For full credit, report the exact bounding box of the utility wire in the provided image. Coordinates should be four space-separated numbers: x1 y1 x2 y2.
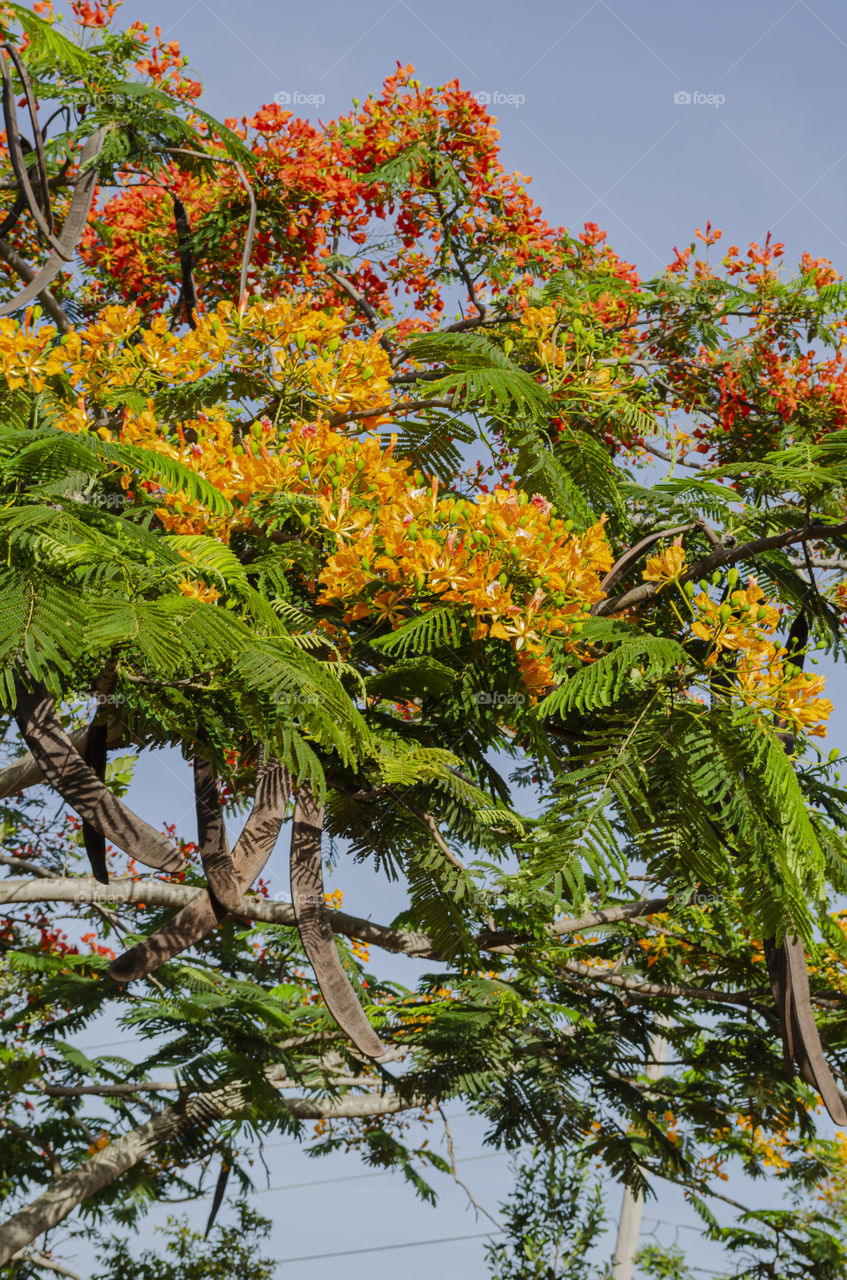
276 1228 503 1265
255 1149 507 1194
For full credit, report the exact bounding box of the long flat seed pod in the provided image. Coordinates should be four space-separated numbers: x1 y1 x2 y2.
4 47 52 232
82 714 109 885
203 1158 231 1238
763 938 795 1078
0 125 106 318
290 786 384 1059
109 757 291 983
1 45 60 250
759 606 847 1124
15 678 182 874
194 753 241 914
173 197 198 329
784 935 847 1125
0 187 25 238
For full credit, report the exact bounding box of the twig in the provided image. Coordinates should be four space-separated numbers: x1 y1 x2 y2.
325 268 397 365
640 439 707 469
233 160 257 301
0 852 56 878
0 878 677 962
164 147 238 166
0 236 70 333
600 522 701 595
328 397 456 427
10 1250 82 1280
788 556 847 572
595 519 847 617
561 959 764 1009
437 1105 501 1228
385 789 464 870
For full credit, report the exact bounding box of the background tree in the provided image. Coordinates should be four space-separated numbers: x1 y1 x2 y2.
91 1199 276 1280
484 1146 609 1280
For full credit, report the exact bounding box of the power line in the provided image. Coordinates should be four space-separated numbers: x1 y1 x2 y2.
255 1149 507 1194
643 1216 714 1235
276 1228 503 1265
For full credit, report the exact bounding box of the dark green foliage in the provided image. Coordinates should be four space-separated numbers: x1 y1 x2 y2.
484 1146 609 1280
90 1200 276 1280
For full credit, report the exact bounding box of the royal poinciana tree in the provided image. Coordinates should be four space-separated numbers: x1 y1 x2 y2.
1 4 847 1277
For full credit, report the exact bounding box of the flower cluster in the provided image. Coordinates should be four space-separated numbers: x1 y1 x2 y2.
690 578 832 736
48 298 393 414
0 303 612 693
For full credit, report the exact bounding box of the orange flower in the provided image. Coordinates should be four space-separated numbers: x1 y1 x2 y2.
643 541 686 584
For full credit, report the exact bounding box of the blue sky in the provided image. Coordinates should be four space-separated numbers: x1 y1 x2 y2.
51 0 847 1275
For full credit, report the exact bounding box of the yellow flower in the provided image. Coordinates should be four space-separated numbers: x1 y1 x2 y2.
643 542 686 584
177 580 221 603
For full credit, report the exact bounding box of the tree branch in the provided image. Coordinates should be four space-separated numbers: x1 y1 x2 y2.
9 1250 82 1280
325 268 397 365
328 397 456 428
640 439 707 470
600 524 702 595
0 720 125 801
595 519 847 616
0 236 70 333
0 1076 423 1266
14 680 182 874
561 959 765 1008
0 879 672 963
